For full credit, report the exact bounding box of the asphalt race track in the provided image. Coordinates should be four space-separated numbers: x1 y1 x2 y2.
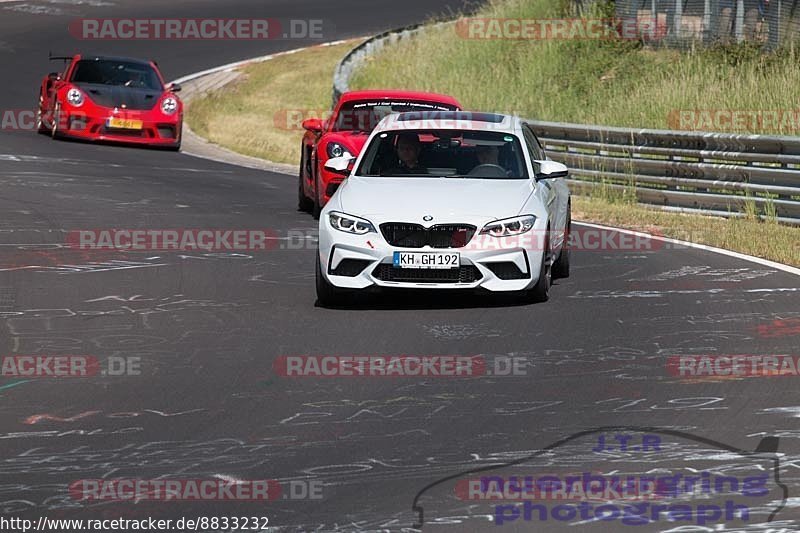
0 1 799 532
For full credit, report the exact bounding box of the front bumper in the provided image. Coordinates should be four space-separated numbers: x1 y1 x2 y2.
317 166 345 206
318 225 546 292
56 107 181 147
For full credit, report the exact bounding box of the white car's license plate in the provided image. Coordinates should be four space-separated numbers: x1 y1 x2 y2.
393 251 460 269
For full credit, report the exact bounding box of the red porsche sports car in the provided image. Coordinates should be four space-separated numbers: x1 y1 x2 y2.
37 54 183 150
298 90 462 217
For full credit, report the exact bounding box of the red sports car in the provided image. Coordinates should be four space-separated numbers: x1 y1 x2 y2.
298 90 461 217
37 54 183 150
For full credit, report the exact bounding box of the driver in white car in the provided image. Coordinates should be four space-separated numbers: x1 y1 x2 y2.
473 143 512 177
387 133 428 175
476 144 500 165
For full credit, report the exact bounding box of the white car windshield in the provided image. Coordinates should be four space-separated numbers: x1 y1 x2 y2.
356 129 529 179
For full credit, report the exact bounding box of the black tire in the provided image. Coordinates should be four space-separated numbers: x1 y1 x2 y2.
51 103 61 139
315 254 351 307
298 148 314 212
312 175 322 220
36 95 48 134
168 126 182 151
552 205 571 279
298 178 313 212
524 233 551 303
311 155 325 219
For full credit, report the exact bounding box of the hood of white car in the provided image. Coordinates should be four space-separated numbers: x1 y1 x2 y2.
337 176 534 222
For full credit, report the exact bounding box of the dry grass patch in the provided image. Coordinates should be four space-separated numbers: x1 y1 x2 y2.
574 196 800 266
187 40 361 165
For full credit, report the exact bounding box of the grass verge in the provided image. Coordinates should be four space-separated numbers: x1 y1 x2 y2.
351 0 800 135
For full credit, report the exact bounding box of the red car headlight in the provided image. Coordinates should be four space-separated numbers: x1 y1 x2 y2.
161 97 179 115
326 142 352 159
66 88 85 107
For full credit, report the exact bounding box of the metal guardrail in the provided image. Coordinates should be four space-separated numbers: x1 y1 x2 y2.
530 120 800 225
333 23 800 225
332 22 447 106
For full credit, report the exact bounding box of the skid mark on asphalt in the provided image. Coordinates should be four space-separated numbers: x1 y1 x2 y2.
570 287 799 299
0 249 258 273
0 380 29 392
23 408 206 425
629 265 777 283
761 407 800 419
0 259 167 273
421 324 503 339
758 318 800 337
2 1 113 16
633 311 800 327
0 154 235 175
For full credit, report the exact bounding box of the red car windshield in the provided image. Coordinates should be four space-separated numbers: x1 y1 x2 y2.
331 100 459 133
70 60 163 91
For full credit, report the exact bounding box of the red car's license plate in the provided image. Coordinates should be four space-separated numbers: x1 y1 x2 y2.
107 118 143 130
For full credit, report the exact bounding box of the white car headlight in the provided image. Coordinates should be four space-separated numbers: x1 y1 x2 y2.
66 88 84 107
161 97 178 115
329 212 376 235
480 215 536 237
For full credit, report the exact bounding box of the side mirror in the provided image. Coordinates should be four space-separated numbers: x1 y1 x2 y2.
534 160 568 181
302 118 324 133
324 155 356 176
169 82 182 93
47 72 60 81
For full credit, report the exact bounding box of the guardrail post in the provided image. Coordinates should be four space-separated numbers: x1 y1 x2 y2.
735 0 745 41
708 0 720 42
767 0 783 50
674 0 683 37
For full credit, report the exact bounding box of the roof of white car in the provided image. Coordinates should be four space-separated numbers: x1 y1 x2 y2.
374 111 519 134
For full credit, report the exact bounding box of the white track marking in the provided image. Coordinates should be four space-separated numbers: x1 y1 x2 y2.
170 38 354 86
574 221 800 277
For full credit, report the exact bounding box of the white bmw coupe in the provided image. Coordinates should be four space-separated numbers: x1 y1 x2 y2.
315 111 571 306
